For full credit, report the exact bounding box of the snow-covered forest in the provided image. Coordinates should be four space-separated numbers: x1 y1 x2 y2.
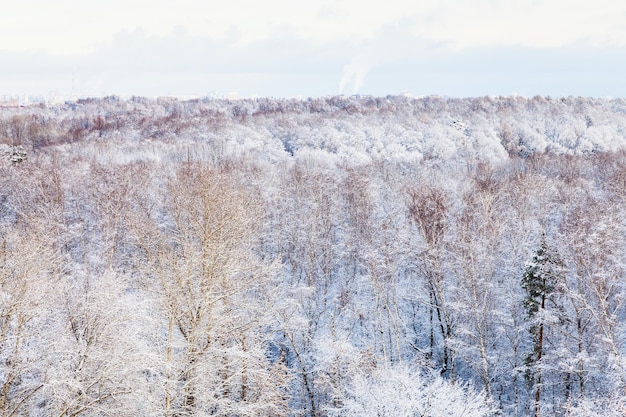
2 95 626 416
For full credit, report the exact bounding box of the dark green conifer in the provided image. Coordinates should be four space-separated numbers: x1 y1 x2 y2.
521 236 564 417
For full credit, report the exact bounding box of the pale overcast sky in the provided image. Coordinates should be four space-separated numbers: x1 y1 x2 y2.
1 0 625 98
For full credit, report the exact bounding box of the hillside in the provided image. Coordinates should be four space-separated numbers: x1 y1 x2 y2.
2 95 626 416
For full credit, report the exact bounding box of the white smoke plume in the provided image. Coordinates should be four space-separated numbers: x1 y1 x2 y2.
339 60 371 94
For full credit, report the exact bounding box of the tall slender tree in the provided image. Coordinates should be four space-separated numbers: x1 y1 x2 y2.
521 236 564 417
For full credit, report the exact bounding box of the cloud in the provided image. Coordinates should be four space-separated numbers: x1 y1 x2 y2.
2 22 626 98
4 0 625 57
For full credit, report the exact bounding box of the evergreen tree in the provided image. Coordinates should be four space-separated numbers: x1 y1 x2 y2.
521 237 564 417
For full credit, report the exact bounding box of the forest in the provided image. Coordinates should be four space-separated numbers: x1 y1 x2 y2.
2 94 626 416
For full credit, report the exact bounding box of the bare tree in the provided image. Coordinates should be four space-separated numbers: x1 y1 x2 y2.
132 163 288 417
0 209 58 416
407 184 456 380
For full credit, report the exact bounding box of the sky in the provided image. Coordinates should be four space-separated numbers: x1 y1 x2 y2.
1 0 626 99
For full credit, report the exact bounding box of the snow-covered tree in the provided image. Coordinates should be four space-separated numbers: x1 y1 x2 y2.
521 237 565 417
333 364 494 417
